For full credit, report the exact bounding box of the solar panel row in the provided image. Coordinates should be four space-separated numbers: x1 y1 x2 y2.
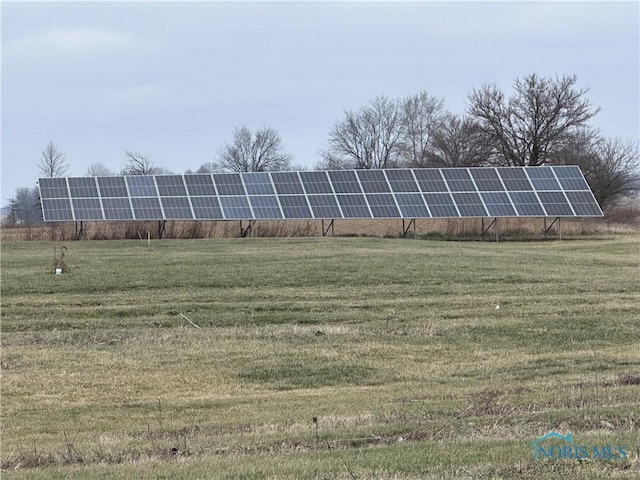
38 166 603 221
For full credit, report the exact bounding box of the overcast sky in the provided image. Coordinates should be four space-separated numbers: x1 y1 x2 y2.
2 1 639 202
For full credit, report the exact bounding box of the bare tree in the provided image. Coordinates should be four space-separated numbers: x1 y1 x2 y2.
468 73 600 166
196 161 222 173
425 113 491 167
85 162 115 176
120 150 170 175
322 96 404 169
38 141 69 177
400 91 444 166
216 126 292 173
7 186 41 225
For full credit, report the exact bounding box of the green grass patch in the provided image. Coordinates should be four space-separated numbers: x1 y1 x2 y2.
1 236 639 478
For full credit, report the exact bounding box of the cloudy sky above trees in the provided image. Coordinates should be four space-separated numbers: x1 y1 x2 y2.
2 1 638 200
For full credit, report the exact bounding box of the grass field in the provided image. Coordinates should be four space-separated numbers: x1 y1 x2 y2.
1 235 639 479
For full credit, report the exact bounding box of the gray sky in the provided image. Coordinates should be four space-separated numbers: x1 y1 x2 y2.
2 1 639 202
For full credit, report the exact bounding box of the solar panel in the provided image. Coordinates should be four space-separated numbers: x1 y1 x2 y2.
300 171 334 194
39 166 603 222
414 169 448 192
242 172 276 195
537 191 574 216
328 170 362 193
526 167 561 190
126 176 158 197
385 169 420 193
72 198 103 220
470 168 504 191
508 191 545 216
68 177 99 198
98 176 128 197
131 197 163 219
395 193 430 218
184 174 217 196
441 168 477 192
219 196 252 219
41 198 74 221
39 178 69 199
307 194 343 218
248 195 282 219
102 198 134 220
160 197 193 219
213 173 245 195
451 192 488 217
191 196 224 219
552 166 591 190
279 195 312 218
156 175 188 197
480 192 516 217
271 172 304 195
565 191 603 216
366 194 400 217
497 168 533 191
357 170 391 193
423 193 459 217
337 194 371 218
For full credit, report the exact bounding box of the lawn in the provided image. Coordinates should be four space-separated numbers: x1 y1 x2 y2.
1 235 639 479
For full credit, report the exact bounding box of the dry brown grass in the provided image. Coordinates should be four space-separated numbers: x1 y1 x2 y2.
2 208 639 243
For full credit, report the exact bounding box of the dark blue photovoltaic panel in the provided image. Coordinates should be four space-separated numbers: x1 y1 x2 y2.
537 191 574 216
279 195 312 218
219 196 252 219
395 193 430 217
131 197 163 219
442 169 477 192
41 198 74 221
156 175 188 196
357 170 391 193
242 172 276 195
271 172 304 194
160 197 193 219
126 176 158 197
414 169 448 192
497 168 534 191
102 198 134 220
39 166 603 222
184 174 217 196
39 178 69 199
307 195 342 218
470 169 504 191
451 193 487 216
480 192 516 217
191 196 224 219
423 193 459 217
72 198 103 220
552 166 591 190
300 171 334 194
386 169 420 192
337 194 371 217
526 167 561 190
328 170 362 193
68 177 99 198
508 191 545 216
565 191 603 216
248 196 283 219
98 176 129 197
366 194 400 217
213 173 245 195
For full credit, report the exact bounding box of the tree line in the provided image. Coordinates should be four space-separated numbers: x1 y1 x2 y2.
5 73 639 225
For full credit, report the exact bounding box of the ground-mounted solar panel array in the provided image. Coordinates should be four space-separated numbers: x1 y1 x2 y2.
38 166 603 222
